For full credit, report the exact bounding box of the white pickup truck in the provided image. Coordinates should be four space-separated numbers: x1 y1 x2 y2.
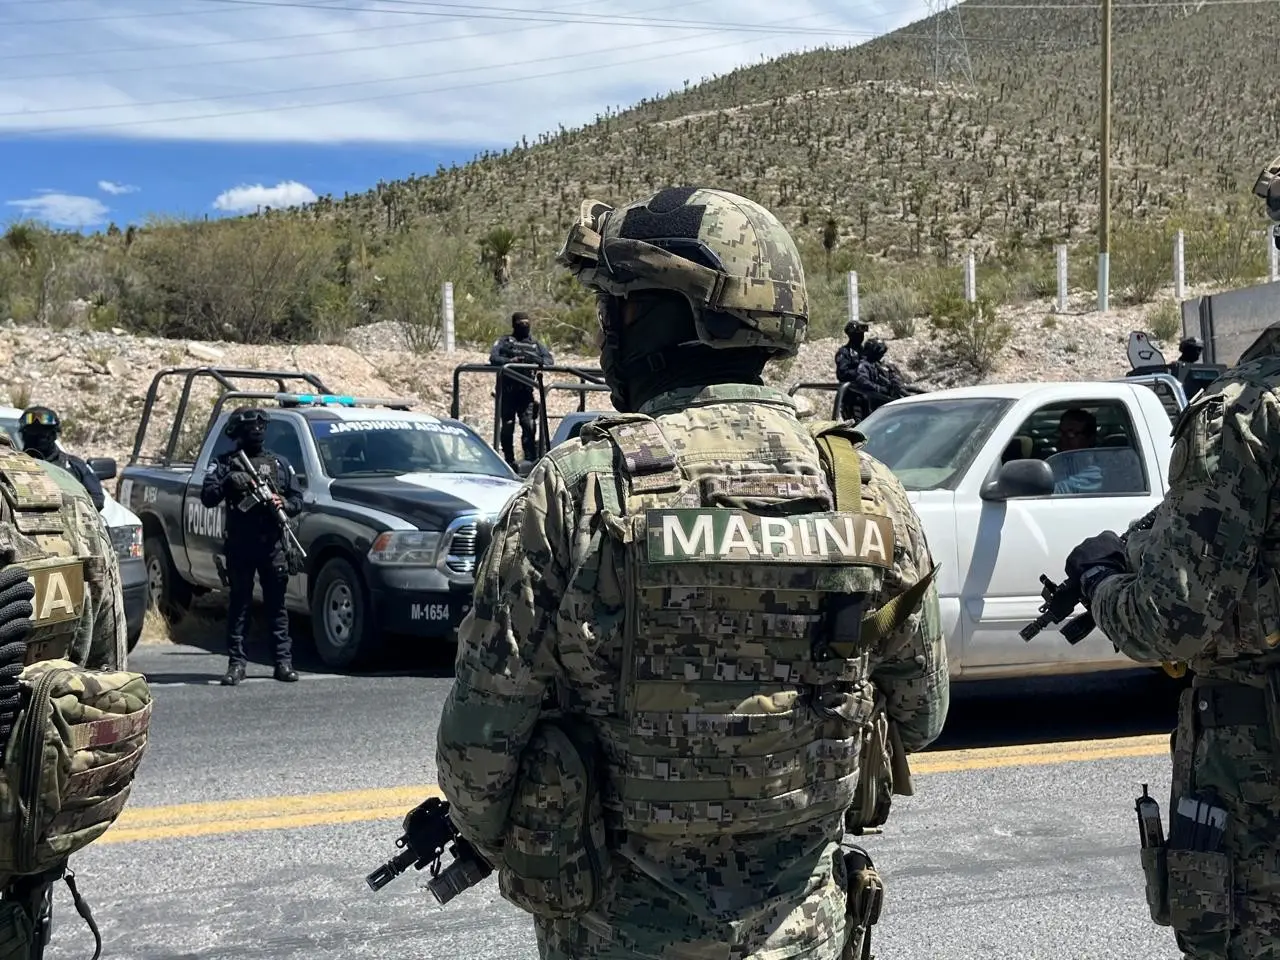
852 377 1186 681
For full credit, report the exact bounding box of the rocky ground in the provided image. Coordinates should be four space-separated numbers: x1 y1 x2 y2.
0 284 1206 474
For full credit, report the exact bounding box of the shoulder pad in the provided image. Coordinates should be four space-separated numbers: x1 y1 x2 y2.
0 450 64 511
577 411 654 442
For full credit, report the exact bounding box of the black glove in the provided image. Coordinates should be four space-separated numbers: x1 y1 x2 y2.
1065 531 1127 606
224 471 254 495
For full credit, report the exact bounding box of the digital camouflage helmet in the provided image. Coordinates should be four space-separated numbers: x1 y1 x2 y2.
556 186 809 410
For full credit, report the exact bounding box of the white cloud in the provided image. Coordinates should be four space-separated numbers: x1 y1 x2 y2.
5 192 109 228
97 180 138 195
0 0 934 144
213 180 318 213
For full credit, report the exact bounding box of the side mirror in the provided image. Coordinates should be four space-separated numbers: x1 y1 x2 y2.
87 457 117 481
980 458 1055 501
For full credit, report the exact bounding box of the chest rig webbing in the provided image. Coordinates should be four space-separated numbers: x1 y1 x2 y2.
580 413 933 840
0 451 91 665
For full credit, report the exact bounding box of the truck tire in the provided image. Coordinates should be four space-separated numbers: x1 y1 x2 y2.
144 534 191 623
310 556 380 669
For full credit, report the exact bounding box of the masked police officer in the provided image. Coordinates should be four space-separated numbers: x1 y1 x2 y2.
18 406 105 512
200 408 303 685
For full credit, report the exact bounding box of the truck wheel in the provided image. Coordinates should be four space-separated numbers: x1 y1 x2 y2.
310 557 379 669
144 534 191 623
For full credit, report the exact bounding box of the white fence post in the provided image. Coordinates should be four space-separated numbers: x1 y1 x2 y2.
1174 229 1185 300
964 252 976 303
442 281 456 353
846 271 859 325
1098 252 1110 313
1056 244 1068 313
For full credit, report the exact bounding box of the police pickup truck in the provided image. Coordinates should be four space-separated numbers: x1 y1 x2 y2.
116 367 523 669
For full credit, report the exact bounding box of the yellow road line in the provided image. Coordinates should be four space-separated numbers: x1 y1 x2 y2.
100 734 1170 845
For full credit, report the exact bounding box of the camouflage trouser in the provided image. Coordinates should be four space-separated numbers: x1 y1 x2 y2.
1165 685 1280 959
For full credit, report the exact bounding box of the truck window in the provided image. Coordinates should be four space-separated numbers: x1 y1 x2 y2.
263 419 307 479
308 419 511 479
856 398 1014 491
1008 400 1149 496
205 428 238 465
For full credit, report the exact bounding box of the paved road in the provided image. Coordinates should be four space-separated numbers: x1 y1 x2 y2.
44 642 1189 960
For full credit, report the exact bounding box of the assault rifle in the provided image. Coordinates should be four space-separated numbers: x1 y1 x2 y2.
1020 505 1160 645
365 796 492 905
233 450 306 574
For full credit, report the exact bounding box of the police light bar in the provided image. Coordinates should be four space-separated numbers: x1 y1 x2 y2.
273 392 417 409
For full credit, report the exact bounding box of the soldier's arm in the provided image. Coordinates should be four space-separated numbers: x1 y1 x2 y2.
276 458 304 517
72 497 126 671
435 457 572 862
200 457 228 507
863 459 950 753
71 458 106 511
835 347 856 382
1091 382 1280 663
488 337 510 365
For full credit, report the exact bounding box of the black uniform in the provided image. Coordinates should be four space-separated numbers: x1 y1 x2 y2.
488 313 554 467
200 410 304 685
17 406 105 511
834 320 868 420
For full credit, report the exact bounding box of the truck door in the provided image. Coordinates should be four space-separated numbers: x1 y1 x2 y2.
261 416 313 608
181 429 238 589
953 396 1165 672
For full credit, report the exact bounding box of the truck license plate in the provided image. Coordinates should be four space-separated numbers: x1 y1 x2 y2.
409 602 451 622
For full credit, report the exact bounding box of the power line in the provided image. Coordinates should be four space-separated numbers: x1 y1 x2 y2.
0 5 880 121
4 23 972 136
0 0 732 81
0 0 353 27
0 0 612 63
171 0 927 38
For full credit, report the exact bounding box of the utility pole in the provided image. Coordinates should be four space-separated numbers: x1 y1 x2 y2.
1098 0 1112 312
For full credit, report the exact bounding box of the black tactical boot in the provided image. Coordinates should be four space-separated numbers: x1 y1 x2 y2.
274 662 299 683
221 661 246 686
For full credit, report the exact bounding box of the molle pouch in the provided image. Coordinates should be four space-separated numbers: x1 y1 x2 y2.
1166 790 1233 947
1139 846 1171 926
840 845 884 960
1166 847 1233 947
498 719 612 920
845 691 892 834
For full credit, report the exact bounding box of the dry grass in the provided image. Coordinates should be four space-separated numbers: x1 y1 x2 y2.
139 601 229 648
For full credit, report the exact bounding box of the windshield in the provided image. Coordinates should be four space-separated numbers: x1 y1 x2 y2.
309 419 512 480
856 397 1014 490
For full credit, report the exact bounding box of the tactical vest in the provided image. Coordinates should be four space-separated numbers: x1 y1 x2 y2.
0 450 93 665
581 414 927 840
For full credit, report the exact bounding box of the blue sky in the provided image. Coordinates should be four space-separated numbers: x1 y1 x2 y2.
0 0 932 232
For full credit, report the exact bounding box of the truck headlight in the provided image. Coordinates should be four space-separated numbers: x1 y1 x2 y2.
368 531 441 565
110 524 143 561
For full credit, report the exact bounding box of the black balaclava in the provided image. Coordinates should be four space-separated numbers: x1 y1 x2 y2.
20 425 58 461
238 419 267 456
598 290 770 413
844 320 867 349
512 312 532 342
862 339 888 363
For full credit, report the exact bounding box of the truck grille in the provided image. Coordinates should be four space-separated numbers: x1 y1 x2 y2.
444 520 493 577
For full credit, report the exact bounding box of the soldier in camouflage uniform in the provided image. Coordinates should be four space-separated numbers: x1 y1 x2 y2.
1057 158 1280 960
436 186 949 960
0 432 126 672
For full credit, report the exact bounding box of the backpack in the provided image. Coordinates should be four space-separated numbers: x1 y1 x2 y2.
0 449 154 958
